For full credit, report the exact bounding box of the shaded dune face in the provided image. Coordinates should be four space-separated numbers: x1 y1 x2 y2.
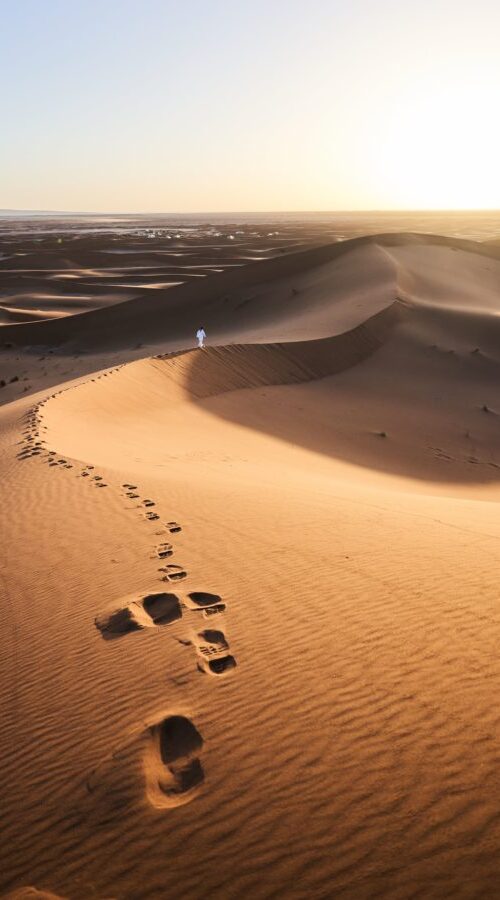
154 302 401 400
180 261 500 485
188 331 500 485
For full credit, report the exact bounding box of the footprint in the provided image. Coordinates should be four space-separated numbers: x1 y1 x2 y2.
195 629 236 676
166 522 182 533
95 592 182 639
146 512 160 521
145 715 204 808
142 593 182 624
203 654 236 674
184 592 226 617
143 500 155 507
127 492 139 499
157 543 173 559
160 564 187 582
201 604 226 618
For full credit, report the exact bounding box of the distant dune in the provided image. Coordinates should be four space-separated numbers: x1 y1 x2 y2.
3 229 500 898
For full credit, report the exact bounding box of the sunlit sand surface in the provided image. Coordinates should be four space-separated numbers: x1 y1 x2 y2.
3 214 500 898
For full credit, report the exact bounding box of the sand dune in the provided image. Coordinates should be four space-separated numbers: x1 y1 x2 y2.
4 230 500 898
0 218 334 327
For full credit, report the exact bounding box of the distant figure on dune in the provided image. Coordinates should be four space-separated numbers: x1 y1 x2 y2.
196 327 206 348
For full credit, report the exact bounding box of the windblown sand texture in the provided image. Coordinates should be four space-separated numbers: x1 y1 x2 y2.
3 224 500 898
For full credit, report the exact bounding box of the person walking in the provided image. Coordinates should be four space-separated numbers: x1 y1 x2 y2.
196 327 206 348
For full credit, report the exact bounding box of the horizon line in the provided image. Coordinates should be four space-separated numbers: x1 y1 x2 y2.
1 207 500 217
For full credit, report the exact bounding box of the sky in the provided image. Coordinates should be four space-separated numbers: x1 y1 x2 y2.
1 0 500 213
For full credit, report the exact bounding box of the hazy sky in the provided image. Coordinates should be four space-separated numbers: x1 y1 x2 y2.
2 0 500 212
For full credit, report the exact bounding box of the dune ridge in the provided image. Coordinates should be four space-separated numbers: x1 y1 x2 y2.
150 302 402 400
2 231 500 350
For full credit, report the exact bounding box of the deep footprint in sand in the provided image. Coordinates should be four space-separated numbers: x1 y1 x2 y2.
160 564 187 582
146 512 160 521
184 592 227 617
95 592 182 639
166 522 182 533
145 715 204 808
195 629 236 676
157 542 173 559
203 653 237 674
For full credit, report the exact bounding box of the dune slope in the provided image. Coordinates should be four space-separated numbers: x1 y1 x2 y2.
3 234 500 899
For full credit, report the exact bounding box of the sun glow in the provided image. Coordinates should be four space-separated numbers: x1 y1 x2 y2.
367 90 499 209
349 28 500 211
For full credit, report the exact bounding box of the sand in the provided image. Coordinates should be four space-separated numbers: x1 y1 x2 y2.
3 226 500 898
